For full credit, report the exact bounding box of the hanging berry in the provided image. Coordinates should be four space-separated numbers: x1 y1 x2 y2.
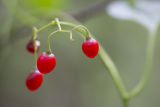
82 38 99 58
25 19 100 92
26 39 40 54
37 52 56 74
25 70 43 92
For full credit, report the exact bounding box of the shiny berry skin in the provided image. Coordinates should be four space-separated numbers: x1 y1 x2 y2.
26 70 43 92
37 52 56 74
26 40 40 54
82 38 99 58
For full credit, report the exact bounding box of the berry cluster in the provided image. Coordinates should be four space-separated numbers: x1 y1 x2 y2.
26 39 57 92
25 20 99 92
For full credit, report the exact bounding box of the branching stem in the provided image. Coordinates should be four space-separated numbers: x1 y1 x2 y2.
31 18 158 107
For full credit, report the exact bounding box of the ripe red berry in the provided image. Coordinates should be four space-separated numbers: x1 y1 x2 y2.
26 40 40 54
82 38 99 58
26 70 43 92
37 52 56 74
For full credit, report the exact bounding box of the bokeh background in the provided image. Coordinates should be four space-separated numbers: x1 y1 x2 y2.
0 0 160 107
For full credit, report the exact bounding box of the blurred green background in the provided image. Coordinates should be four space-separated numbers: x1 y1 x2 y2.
0 0 160 107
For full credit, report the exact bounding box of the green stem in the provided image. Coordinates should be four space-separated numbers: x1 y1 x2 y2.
123 99 129 107
60 21 88 37
33 19 158 107
35 21 90 39
37 21 56 32
47 29 74 52
34 44 38 68
34 19 128 106
71 25 90 38
128 29 157 99
55 18 62 30
47 30 60 52
60 22 129 103
32 27 38 68
98 44 128 99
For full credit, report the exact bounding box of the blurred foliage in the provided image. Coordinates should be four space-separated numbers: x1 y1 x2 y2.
0 0 160 107
0 0 68 49
19 0 65 14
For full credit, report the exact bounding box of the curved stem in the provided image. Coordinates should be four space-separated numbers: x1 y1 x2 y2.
61 21 129 104
33 19 158 107
128 29 157 99
71 25 90 38
60 21 88 37
35 20 88 38
33 19 129 106
37 21 56 32
98 44 128 99
47 30 60 52
59 20 158 106
47 29 74 52
61 22 129 101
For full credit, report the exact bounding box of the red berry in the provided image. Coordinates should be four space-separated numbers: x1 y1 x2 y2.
26 40 40 54
82 38 99 58
37 52 56 74
26 70 43 92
